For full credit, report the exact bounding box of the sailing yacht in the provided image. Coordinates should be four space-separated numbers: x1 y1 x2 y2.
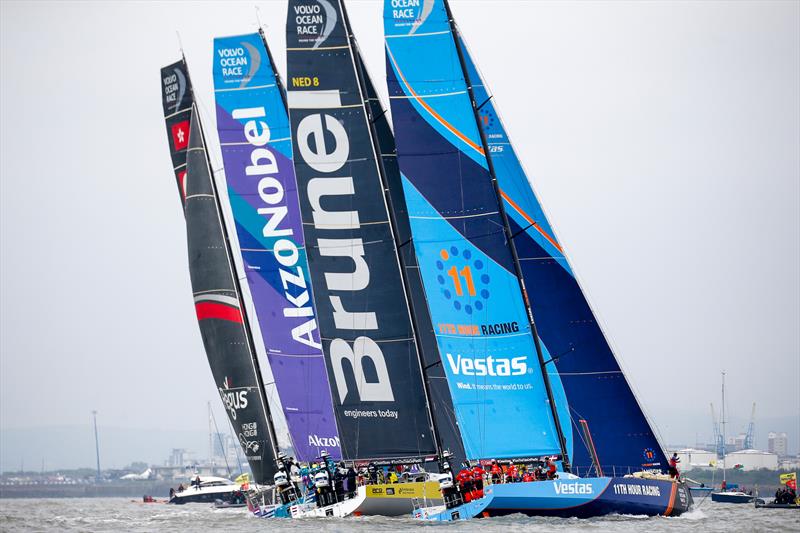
384 0 692 519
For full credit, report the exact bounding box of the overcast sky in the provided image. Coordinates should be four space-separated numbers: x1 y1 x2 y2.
1 1 798 468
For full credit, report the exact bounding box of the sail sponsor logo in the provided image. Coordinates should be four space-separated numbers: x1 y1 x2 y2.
218 47 248 76
390 0 421 19
612 483 661 497
293 1 336 48
554 482 594 495
446 353 528 377
231 105 321 351
294 97 394 404
308 434 341 448
162 67 186 112
220 389 249 420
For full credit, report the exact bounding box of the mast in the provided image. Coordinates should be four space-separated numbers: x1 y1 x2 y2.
182 55 281 464
721 371 727 483
441 0 570 471
338 1 443 459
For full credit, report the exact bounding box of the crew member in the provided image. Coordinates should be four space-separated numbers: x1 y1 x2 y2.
367 462 378 485
490 460 502 484
471 462 485 499
668 453 681 481
546 458 558 480
457 462 474 503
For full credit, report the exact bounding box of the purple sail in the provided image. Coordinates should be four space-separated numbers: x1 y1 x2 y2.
212 32 340 461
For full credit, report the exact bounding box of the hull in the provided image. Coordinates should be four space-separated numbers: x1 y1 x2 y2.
290 481 443 518
755 502 798 509
413 489 494 522
711 491 755 504
486 477 692 518
169 488 241 505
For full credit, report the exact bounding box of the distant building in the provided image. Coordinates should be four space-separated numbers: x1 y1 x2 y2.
724 449 778 471
768 432 788 457
674 448 716 470
167 448 186 468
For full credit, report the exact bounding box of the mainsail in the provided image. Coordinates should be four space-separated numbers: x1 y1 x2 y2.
386 0 668 473
384 1 566 462
286 0 437 462
212 31 340 462
160 59 278 483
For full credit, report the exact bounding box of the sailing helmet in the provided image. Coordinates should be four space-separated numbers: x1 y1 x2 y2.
320 450 329 458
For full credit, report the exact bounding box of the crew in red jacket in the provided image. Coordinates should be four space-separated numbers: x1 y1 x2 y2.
471 463 485 499
546 458 558 480
490 461 502 484
456 463 474 503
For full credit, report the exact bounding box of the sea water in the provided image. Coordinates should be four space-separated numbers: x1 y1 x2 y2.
0 497 797 532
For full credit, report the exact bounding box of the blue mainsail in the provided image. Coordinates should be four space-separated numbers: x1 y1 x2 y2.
384 1 564 461
459 33 668 472
212 32 340 462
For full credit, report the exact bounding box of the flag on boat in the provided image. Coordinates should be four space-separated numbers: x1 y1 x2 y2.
780 472 796 483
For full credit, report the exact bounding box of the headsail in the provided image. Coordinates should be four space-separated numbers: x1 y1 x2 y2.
458 34 668 472
160 60 278 483
212 32 341 462
384 2 565 461
286 0 437 462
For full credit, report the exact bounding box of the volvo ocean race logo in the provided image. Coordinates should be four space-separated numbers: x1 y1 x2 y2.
292 0 337 49
388 0 434 35
446 353 528 377
162 67 186 113
216 41 261 87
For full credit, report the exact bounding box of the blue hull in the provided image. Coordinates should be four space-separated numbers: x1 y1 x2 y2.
711 492 754 504
485 477 692 518
413 494 493 522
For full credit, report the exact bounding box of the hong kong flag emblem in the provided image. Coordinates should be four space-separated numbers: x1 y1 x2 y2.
171 120 190 151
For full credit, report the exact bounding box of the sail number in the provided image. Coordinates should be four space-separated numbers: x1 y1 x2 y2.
292 76 320 87
447 265 476 297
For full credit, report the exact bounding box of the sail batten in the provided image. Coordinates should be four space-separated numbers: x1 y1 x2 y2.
212 32 341 462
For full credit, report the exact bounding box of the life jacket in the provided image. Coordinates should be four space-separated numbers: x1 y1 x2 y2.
490 464 502 476
523 472 533 482
472 466 485 481
456 469 473 487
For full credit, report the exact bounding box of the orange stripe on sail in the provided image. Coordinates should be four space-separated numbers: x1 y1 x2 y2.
386 44 484 156
499 189 563 253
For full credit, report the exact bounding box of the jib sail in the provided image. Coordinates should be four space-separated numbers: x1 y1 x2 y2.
161 59 278 483
384 0 566 462
286 0 437 462
212 32 340 462
457 33 668 472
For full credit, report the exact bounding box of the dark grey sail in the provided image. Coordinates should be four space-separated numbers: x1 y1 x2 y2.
285 0 437 463
160 60 278 483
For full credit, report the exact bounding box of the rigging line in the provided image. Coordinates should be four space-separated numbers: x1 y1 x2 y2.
540 345 576 367
424 360 442 371
509 221 536 241
369 108 388 124
476 95 494 112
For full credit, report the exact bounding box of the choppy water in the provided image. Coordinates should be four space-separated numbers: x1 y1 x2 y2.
1 497 797 532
